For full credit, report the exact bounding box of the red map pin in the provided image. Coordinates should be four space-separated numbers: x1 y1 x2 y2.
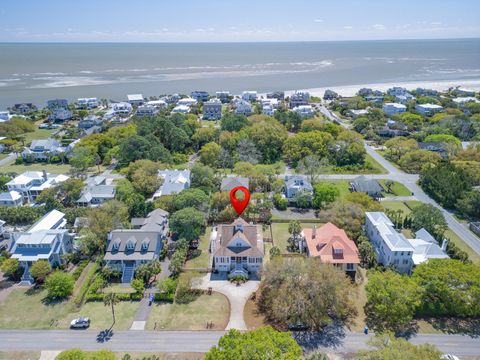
229 186 250 217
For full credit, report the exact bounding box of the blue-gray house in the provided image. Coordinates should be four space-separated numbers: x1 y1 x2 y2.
284 175 313 201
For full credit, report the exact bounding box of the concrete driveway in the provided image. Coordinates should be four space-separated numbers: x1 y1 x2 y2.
193 274 259 330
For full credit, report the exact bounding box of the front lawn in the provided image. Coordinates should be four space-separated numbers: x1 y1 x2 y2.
379 180 412 197
314 180 351 199
146 292 229 331
380 200 413 215
268 222 323 254
0 162 71 174
184 227 212 270
0 287 138 330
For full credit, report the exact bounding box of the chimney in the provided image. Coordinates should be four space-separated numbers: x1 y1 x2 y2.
441 238 448 252
312 224 316 239
42 170 48 181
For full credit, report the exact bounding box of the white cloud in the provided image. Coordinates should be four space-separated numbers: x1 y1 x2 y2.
430 21 442 26
372 24 385 30
314 19 324 23
343 26 353 30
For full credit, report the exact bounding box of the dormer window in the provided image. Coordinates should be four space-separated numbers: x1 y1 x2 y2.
334 248 343 255
113 239 120 250
234 224 243 234
126 239 135 250
142 239 150 251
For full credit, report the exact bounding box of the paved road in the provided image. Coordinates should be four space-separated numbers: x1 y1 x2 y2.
0 330 478 356
0 153 17 167
320 104 480 255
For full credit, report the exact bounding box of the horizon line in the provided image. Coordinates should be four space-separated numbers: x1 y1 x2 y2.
0 36 479 44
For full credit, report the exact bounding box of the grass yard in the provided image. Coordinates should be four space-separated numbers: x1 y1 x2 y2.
184 227 212 270
380 200 412 214
315 180 351 199
0 352 40 360
444 228 480 263
243 298 267 330
0 162 71 174
379 180 413 197
364 153 388 174
114 353 205 360
268 222 323 254
24 128 56 144
0 287 138 330
146 292 229 331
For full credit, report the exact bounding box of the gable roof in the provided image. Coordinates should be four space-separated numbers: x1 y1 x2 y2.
104 230 160 261
303 222 360 264
351 176 383 194
366 212 415 252
220 177 249 191
214 218 264 258
285 175 313 192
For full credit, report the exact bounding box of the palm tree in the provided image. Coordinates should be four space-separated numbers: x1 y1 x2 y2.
103 292 119 329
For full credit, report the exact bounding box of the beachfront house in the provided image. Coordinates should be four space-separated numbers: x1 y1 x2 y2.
127 94 144 106
11 103 36 114
292 105 314 118
349 175 384 198
77 176 116 207
112 102 133 115
216 91 231 103
0 190 23 207
302 223 360 275
382 102 407 116
5 170 69 204
267 91 285 100
234 100 253 116
191 91 209 102
153 169 191 199
452 87 476 97
78 115 103 129
104 209 168 283
77 98 98 109
365 212 414 274
146 100 167 109
415 103 443 115
171 105 190 114
203 98 222 120
289 90 310 108
177 97 198 106
212 218 264 278
136 105 158 117
241 91 257 101
49 108 73 122
10 209 72 284
47 99 69 110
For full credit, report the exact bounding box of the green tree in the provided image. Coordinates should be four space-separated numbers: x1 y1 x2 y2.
357 235 377 268
68 146 100 174
29 260 52 283
358 334 442 360
283 131 334 167
206 327 302 360
424 133 461 145
45 271 75 299
172 188 209 212
126 160 162 197
55 349 87 360
365 270 423 332
412 259 480 317
134 261 161 285
398 150 442 173
221 113 249 132
384 137 419 161
104 292 120 328
191 163 218 194
259 258 357 330
200 141 221 168
157 277 177 296
131 278 145 294
292 190 311 208
1 258 20 279
269 246 281 258
170 207 205 241
312 182 339 209
241 119 288 163
298 155 329 183
457 190 480 220
411 203 447 240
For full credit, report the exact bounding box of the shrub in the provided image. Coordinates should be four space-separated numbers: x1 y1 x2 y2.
175 277 203 304
29 260 52 283
1 258 20 279
45 271 74 299
155 278 177 302
72 260 89 280
131 278 145 294
74 262 99 306
273 193 288 210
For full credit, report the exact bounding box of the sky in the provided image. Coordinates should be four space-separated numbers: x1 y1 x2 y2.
1 0 480 42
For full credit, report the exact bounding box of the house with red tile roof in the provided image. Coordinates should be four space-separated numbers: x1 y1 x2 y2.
302 222 360 274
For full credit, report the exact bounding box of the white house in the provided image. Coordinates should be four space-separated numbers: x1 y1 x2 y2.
365 212 414 274
127 94 144 106
408 228 449 266
262 105 275 116
382 102 407 116
452 97 480 106
48 108 73 122
10 209 72 284
177 97 198 106
146 100 167 109
112 102 133 115
77 97 98 109
292 105 314 118
136 105 157 117
21 138 66 161
171 105 190 114
6 171 69 203
415 103 443 115
153 169 191 198
234 100 253 116
453 87 476 97
212 218 264 278
241 91 257 101
0 111 11 121
0 190 23 207
395 93 416 104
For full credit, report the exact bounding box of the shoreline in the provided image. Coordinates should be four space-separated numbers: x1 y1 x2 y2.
282 78 480 98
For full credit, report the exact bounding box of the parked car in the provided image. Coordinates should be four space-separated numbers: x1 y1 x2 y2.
70 317 90 329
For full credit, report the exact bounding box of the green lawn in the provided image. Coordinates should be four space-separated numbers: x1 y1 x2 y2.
380 200 413 214
184 227 212 270
0 352 40 360
0 287 138 330
444 228 480 263
268 222 323 254
146 292 229 330
0 162 71 174
314 180 351 199
379 180 413 197
24 128 55 144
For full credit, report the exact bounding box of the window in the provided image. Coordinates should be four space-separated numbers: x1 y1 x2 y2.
346 263 354 270
126 240 135 250
334 248 343 255
113 240 120 250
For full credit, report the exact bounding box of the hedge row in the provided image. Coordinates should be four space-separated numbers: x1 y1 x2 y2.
74 262 100 307
85 292 142 302
72 260 89 281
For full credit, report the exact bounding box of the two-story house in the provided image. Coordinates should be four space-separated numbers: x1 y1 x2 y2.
104 209 168 283
203 98 222 120
10 209 72 284
212 218 264 278
302 223 360 275
284 175 313 203
153 170 191 199
5 170 69 203
22 138 66 161
77 176 116 207
365 212 414 274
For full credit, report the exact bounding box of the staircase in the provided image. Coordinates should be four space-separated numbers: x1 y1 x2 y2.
122 264 134 283
19 265 34 286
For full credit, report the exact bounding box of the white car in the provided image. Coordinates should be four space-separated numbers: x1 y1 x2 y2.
70 317 90 329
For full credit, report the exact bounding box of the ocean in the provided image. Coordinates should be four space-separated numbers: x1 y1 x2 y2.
0 39 479 108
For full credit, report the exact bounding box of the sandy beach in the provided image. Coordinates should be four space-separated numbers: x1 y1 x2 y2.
283 78 480 98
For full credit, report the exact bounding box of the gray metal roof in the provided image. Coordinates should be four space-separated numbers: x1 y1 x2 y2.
220 177 249 191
